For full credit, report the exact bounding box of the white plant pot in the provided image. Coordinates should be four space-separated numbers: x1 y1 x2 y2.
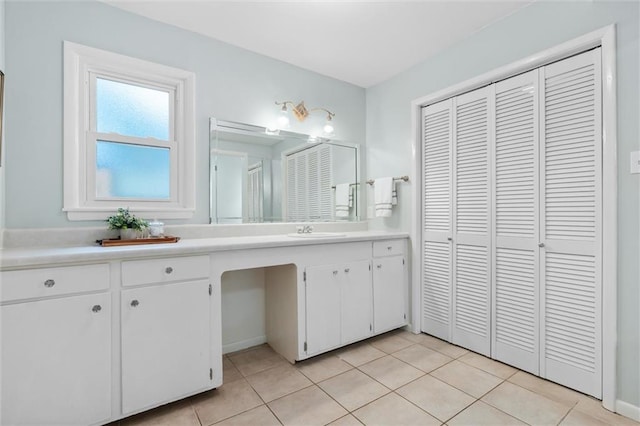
120 228 140 240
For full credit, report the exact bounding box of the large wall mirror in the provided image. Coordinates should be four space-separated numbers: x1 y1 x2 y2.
210 118 361 224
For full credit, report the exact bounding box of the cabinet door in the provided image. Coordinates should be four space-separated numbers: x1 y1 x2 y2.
1 293 111 426
341 260 373 344
121 280 211 414
373 256 406 333
305 264 341 356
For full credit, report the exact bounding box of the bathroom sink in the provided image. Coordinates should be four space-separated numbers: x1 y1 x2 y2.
287 232 346 238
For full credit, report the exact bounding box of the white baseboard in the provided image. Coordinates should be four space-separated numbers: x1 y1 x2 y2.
616 399 640 422
222 335 267 355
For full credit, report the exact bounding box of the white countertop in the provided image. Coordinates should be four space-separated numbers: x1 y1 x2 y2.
0 231 410 269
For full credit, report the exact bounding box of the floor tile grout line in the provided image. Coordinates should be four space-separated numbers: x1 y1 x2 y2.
263 401 285 426
424 372 493 402
389 388 461 424
354 353 427 389
190 401 205 426
313 380 361 418
473 379 574 426
326 413 363 426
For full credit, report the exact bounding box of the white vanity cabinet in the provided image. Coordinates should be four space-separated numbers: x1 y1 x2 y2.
0 265 112 426
305 260 372 356
372 240 408 333
0 232 409 424
120 255 212 415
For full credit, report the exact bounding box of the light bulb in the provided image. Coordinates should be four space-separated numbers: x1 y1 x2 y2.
277 107 290 129
323 118 334 135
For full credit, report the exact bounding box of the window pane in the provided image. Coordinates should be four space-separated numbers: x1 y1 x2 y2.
96 78 170 140
96 141 170 199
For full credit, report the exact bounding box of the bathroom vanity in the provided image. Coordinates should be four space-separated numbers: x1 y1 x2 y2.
0 231 409 425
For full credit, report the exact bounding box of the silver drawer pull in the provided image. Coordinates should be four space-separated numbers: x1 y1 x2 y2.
131 300 140 307
44 279 55 288
538 243 545 248
91 305 102 313
165 266 173 274
333 270 338 275
376 264 382 269
387 246 392 251
344 268 350 273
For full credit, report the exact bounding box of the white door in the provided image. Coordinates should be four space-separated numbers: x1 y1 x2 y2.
121 280 211 414
373 256 407 333
248 162 263 222
540 48 602 398
1 293 111 426
213 150 248 224
451 87 492 356
305 264 341 355
492 70 540 374
421 99 453 340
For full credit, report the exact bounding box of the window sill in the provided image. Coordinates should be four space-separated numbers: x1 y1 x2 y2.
64 207 195 221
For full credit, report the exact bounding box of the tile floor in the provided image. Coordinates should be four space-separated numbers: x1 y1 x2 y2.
116 330 638 426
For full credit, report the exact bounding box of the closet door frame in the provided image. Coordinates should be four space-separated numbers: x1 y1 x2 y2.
411 25 617 411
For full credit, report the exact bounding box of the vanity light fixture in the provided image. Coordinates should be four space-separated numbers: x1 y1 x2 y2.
275 100 336 134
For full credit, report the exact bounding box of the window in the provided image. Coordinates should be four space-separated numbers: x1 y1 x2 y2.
63 42 195 220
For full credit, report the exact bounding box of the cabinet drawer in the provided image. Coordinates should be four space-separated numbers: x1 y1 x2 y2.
0 264 110 303
372 240 405 257
122 255 210 287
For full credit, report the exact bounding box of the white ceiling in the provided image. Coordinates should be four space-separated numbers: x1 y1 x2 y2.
104 0 533 88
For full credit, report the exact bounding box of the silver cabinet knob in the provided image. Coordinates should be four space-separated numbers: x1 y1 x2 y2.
344 268 350 273
131 300 140 307
165 266 173 274
447 237 453 241
376 264 382 269
44 279 55 288
333 270 338 275
538 243 545 248
91 305 102 313
387 246 392 251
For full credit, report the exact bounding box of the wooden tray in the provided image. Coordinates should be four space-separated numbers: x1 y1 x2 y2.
97 236 180 247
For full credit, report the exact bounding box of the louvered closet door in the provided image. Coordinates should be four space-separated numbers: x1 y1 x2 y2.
421 99 453 340
540 49 602 398
318 145 334 221
307 149 321 220
492 70 540 374
287 154 307 221
451 87 492 356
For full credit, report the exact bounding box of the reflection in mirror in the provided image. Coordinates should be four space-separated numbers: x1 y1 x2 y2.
210 119 360 224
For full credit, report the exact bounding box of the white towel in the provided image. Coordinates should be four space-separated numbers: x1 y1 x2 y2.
374 177 394 217
335 183 351 218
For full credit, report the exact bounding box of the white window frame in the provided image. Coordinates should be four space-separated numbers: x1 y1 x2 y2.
63 41 196 220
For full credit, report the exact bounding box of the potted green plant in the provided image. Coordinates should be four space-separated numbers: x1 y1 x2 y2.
107 208 149 240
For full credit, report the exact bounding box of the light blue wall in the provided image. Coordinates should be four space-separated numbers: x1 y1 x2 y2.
4 1 365 228
366 0 639 408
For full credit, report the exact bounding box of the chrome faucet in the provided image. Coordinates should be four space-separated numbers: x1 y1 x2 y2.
297 225 314 234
